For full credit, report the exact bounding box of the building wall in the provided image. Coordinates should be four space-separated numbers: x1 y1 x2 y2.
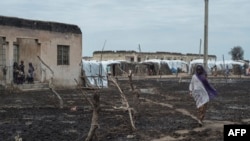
0 23 82 88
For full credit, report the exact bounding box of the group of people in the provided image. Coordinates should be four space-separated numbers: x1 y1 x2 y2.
13 60 35 84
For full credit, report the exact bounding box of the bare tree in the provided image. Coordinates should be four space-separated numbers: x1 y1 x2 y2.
109 76 137 131
108 66 141 131
37 56 63 109
74 79 100 141
229 46 244 60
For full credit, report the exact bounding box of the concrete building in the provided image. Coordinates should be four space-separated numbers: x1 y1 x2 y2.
0 15 82 89
91 50 217 63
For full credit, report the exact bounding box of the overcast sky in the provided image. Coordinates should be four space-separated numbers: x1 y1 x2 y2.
1 0 249 60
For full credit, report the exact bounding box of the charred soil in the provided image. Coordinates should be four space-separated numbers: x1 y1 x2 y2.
0 77 250 141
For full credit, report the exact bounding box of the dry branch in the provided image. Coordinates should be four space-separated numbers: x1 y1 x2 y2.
74 79 94 108
37 55 63 109
74 78 100 141
50 88 63 109
128 70 140 115
85 92 100 141
109 76 137 131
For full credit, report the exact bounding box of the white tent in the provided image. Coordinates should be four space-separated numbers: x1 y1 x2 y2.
189 59 216 74
189 59 244 75
142 59 189 74
161 60 189 73
215 60 244 70
82 60 121 87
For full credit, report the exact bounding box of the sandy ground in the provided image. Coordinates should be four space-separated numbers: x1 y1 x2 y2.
0 75 250 141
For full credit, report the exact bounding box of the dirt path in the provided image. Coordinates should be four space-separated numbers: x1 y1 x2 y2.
143 97 247 141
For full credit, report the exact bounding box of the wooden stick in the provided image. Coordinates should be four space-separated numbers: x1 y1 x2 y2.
109 76 137 131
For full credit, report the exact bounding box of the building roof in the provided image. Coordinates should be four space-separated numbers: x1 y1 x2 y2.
0 15 81 34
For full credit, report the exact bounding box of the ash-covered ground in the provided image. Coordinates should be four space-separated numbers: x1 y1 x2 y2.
0 76 250 141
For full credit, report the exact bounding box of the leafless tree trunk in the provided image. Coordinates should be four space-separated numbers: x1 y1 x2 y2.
85 92 100 141
109 75 137 131
128 70 140 114
74 79 100 141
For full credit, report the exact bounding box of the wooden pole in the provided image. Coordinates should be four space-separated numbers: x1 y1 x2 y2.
199 38 202 59
204 0 209 71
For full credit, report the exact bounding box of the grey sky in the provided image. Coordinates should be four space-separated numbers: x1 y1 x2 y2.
1 0 249 60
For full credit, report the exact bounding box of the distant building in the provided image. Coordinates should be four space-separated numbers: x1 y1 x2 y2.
90 50 217 63
0 15 82 88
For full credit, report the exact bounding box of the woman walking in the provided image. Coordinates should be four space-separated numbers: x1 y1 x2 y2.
189 65 217 126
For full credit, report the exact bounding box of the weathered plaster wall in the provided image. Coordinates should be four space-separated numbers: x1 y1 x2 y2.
0 24 82 88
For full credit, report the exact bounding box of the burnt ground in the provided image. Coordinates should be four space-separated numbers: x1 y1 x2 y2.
0 76 250 141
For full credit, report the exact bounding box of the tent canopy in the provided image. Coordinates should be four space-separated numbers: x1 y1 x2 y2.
82 60 122 87
189 59 245 74
141 59 188 74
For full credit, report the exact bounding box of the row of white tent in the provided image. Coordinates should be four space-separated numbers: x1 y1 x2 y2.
137 59 246 74
142 59 189 73
189 59 246 74
81 59 246 87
